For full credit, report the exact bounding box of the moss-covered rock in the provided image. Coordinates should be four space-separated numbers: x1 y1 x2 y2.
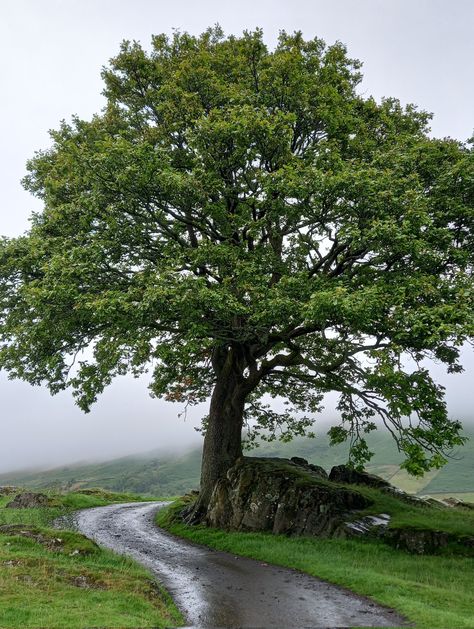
384 526 474 556
329 465 391 488
206 457 371 536
6 492 55 509
0 486 19 496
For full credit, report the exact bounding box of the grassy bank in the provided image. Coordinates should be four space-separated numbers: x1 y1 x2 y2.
0 489 183 628
157 497 474 629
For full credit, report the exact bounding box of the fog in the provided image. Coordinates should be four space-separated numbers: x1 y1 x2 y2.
0 0 473 473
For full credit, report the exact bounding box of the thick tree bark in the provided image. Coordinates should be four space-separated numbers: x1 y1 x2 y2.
199 383 245 503
189 347 246 521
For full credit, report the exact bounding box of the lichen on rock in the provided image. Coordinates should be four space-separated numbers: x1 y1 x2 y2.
205 457 372 536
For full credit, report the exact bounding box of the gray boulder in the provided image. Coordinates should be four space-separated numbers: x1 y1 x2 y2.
6 492 52 509
385 526 474 555
206 457 371 536
290 457 328 479
329 464 391 488
0 486 18 496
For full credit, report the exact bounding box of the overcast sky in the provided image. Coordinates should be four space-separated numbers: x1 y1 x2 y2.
0 0 473 473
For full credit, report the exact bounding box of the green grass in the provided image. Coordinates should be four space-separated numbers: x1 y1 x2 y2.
0 489 184 628
343 484 474 538
157 497 474 629
0 488 156 527
0 448 203 497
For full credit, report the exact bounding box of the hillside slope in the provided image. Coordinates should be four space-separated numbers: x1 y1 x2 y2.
1 426 472 498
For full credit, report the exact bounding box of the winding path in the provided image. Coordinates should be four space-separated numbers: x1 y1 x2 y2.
75 501 407 628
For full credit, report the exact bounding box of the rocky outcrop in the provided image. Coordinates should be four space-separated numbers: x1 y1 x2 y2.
384 526 474 556
205 457 371 536
0 486 18 496
342 513 391 538
199 456 474 556
289 457 328 479
440 496 474 510
381 486 427 505
6 492 52 509
329 465 391 488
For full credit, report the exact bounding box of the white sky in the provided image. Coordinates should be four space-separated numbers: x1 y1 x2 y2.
0 0 473 472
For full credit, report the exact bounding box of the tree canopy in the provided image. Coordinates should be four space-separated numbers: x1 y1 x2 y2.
0 28 473 492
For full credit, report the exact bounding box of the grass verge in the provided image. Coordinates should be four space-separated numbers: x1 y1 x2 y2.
157 496 474 629
0 489 183 628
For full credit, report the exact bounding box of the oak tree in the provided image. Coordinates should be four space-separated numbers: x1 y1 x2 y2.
1 28 473 514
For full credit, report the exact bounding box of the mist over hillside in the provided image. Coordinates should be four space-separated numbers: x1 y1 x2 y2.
1 350 472 475
2 426 472 500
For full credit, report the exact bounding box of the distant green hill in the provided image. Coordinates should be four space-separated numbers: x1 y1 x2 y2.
1 426 472 499
0 448 203 497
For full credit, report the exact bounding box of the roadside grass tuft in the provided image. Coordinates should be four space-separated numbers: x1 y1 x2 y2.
349 484 474 537
0 489 183 628
157 496 474 629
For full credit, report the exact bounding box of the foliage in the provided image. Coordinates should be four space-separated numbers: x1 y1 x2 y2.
0 27 473 472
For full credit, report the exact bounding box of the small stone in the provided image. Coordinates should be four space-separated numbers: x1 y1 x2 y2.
5 492 52 509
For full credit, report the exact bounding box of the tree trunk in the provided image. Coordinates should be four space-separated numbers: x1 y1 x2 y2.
189 348 246 522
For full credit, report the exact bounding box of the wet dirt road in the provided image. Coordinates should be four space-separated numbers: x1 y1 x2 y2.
75 502 408 628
